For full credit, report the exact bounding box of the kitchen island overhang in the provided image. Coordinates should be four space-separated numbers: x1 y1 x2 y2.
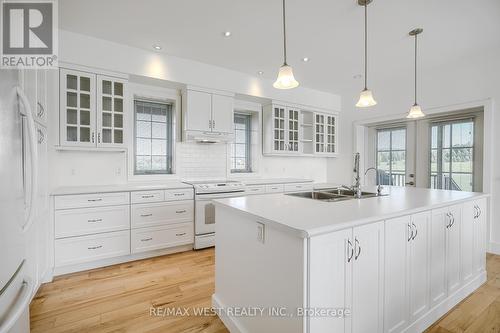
211 187 489 333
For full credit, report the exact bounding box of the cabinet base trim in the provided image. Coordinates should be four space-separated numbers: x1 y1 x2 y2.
53 244 193 276
403 271 487 333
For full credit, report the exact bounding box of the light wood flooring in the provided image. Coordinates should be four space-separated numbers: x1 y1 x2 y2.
30 249 500 333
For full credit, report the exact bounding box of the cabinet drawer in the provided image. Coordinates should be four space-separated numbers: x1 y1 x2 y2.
131 223 193 254
131 190 165 204
165 188 194 201
245 185 266 195
55 192 130 210
284 183 313 192
55 205 130 239
131 200 194 228
55 230 130 267
265 184 284 193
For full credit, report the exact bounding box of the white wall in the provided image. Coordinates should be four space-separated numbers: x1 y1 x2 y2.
327 47 500 253
48 30 335 189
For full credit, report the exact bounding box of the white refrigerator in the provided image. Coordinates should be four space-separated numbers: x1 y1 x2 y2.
0 69 39 333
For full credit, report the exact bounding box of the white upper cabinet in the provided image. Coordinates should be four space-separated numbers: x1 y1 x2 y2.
263 104 301 155
211 93 234 134
184 89 212 132
59 68 127 148
182 88 234 141
263 102 339 157
97 75 126 147
60 69 96 147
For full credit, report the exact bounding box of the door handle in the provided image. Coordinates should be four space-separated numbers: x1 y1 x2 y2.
347 239 354 263
478 206 482 218
140 213 153 217
141 237 153 242
87 218 102 223
408 223 413 242
88 245 102 250
450 213 455 227
405 181 415 186
175 210 187 214
445 212 451 228
411 223 418 240
473 205 478 219
176 233 186 237
354 237 361 260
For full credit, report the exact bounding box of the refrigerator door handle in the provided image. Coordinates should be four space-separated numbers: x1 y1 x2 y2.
0 278 31 333
16 86 38 232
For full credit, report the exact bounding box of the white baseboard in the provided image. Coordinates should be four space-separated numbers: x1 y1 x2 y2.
212 294 246 333
53 244 193 276
488 241 500 255
403 271 487 333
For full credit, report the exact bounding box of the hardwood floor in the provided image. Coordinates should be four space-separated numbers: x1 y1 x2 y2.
31 250 500 333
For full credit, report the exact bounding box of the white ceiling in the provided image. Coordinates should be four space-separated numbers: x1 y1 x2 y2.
59 0 500 94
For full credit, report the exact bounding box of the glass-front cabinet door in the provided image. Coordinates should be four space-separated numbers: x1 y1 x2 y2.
97 75 126 147
315 114 325 153
60 69 96 147
287 108 300 152
272 105 286 152
314 112 337 156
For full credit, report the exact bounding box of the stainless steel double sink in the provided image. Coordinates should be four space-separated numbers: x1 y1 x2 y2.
286 188 387 202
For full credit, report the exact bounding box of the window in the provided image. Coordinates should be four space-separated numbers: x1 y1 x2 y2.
430 119 474 191
231 113 251 173
134 100 173 174
376 128 406 186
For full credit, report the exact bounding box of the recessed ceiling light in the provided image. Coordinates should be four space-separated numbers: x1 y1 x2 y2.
152 44 162 50
257 71 264 75
223 31 232 37
302 57 309 62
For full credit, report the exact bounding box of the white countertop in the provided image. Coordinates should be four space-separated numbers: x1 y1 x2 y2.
213 186 489 238
241 178 313 186
51 181 193 196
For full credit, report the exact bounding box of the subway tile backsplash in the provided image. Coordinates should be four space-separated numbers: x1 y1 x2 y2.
176 142 228 179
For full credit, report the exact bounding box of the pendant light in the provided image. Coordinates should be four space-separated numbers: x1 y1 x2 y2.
273 0 299 89
355 0 377 108
406 28 425 118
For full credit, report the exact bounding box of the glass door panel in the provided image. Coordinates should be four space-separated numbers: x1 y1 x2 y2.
273 106 286 152
288 108 299 152
60 69 96 146
97 76 125 146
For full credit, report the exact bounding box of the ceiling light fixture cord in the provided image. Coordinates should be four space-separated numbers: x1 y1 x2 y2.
364 2 368 89
414 33 418 105
282 0 287 65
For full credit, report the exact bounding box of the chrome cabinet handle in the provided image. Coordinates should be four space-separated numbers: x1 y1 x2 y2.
445 212 451 228
141 195 154 199
141 237 152 242
88 245 102 250
37 102 45 117
98 132 101 143
176 210 186 214
408 223 413 242
412 223 418 240
347 239 354 263
92 131 95 143
478 205 482 218
88 218 102 223
473 205 478 219
140 213 153 217
213 120 216 128
176 233 186 237
450 213 455 228
37 128 45 144
208 120 212 129
88 198 103 202
174 193 185 196
354 238 361 260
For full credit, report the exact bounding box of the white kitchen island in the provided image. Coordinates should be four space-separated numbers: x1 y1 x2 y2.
212 186 489 333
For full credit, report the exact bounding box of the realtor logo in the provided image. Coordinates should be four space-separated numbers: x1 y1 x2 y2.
1 0 58 68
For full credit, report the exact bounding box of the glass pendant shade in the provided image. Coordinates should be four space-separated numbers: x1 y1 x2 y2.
273 64 299 89
356 88 377 107
406 103 425 118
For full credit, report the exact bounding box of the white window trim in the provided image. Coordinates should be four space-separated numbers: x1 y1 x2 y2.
227 100 262 180
126 82 181 182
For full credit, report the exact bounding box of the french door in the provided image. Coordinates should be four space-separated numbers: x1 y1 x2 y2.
430 119 474 192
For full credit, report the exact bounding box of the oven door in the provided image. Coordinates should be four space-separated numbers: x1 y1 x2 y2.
194 191 244 236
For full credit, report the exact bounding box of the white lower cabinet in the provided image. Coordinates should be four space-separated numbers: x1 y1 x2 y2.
53 189 194 273
55 205 130 238
55 230 130 267
462 198 487 284
384 211 430 333
131 200 194 228
309 221 384 333
446 205 462 295
131 223 193 254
